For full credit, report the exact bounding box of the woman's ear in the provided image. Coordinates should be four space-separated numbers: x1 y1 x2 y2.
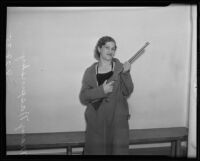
97 47 101 53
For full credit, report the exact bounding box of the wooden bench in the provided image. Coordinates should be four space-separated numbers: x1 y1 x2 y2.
7 127 188 157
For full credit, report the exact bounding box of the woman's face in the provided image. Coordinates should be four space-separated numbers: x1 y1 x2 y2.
98 41 116 61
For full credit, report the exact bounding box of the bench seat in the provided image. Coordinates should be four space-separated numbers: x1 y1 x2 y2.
6 127 188 156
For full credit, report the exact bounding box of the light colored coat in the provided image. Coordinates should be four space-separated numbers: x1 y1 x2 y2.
79 58 134 155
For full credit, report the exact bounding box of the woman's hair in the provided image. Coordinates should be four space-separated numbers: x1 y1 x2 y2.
94 36 117 60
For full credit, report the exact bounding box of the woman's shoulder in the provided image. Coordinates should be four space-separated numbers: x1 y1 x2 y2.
113 58 123 71
113 58 122 64
84 62 98 74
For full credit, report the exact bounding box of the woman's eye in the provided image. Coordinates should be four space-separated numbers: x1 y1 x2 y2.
104 46 115 51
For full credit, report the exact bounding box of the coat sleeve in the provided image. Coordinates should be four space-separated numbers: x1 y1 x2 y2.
79 70 107 105
120 71 134 97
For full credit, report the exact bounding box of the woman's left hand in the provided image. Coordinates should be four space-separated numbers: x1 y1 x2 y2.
123 61 131 73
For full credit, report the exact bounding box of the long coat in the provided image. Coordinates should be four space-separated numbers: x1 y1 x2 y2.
79 58 134 155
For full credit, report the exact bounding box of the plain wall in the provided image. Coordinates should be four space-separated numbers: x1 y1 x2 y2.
6 5 191 134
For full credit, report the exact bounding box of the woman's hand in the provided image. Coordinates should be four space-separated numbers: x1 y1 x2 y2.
123 61 131 73
103 80 114 94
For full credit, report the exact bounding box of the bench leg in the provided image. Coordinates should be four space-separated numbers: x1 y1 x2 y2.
66 146 72 155
175 140 181 157
171 141 176 157
171 140 182 157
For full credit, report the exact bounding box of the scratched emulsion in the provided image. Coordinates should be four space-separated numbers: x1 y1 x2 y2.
6 30 31 154
15 55 30 154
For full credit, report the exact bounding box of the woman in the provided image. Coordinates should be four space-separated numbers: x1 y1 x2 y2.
79 36 134 155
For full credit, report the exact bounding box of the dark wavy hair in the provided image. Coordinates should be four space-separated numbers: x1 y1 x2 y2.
94 36 117 60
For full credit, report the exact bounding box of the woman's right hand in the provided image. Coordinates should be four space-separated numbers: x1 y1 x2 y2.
103 80 114 94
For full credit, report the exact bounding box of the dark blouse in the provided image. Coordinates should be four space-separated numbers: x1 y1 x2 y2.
96 71 113 86
96 63 114 86
93 63 114 110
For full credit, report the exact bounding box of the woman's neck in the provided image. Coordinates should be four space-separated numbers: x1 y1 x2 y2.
98 58 112 68
97 58 113 73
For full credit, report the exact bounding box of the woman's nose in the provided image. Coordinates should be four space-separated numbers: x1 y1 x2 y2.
109 49 114 53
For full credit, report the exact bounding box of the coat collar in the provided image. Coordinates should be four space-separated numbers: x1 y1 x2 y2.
92 58 123 74
112 58 124 74
88 58 123 87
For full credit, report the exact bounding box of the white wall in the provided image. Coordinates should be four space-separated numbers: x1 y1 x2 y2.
6 5 192 134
